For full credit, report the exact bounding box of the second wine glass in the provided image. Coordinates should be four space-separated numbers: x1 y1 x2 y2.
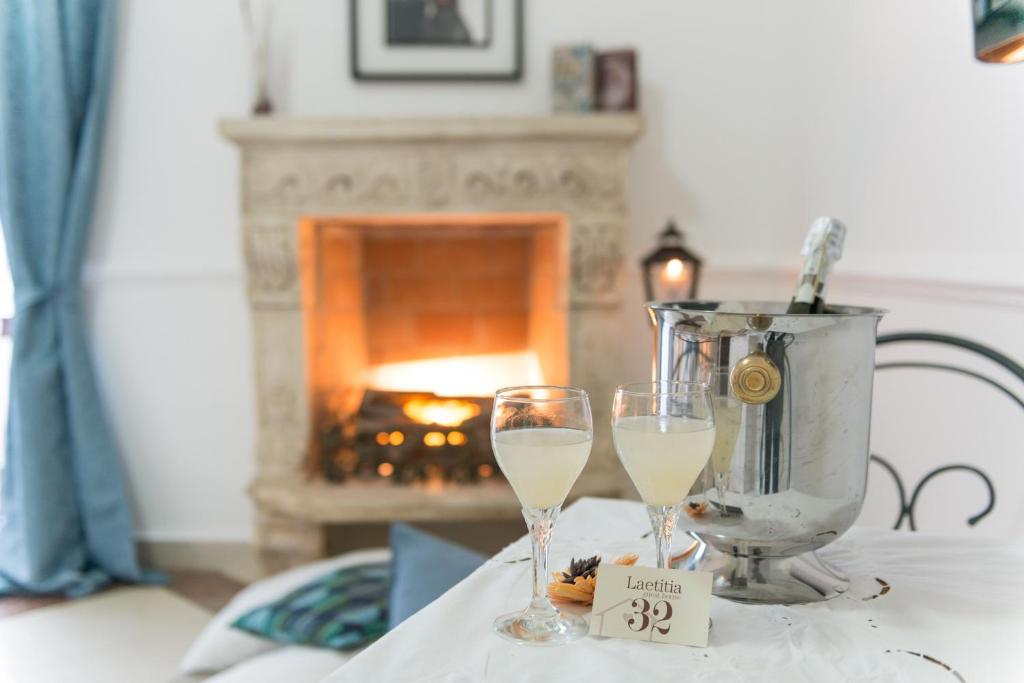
612 381 716 569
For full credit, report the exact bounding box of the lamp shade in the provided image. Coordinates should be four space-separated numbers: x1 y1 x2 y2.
641 220 702 302
975 0 1024 63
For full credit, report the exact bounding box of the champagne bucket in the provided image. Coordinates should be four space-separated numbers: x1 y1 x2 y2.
648 300 885 603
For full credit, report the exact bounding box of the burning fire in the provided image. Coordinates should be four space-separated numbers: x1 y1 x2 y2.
365 351 544 397
403 398 480 427
423 431 447 447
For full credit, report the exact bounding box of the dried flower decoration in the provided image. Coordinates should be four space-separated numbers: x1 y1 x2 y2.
561 555 601 584
548 553 639 605
684 501 709 518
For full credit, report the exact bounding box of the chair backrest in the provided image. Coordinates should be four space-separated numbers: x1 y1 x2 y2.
871 332 1024 531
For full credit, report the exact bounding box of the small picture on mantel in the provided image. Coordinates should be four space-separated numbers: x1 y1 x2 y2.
351 0 523 81
551 45 596 113
596 50 638 111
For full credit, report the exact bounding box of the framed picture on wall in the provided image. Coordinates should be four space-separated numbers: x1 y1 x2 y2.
351 0 524 81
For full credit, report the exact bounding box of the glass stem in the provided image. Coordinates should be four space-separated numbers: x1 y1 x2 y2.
648 504 680 570
714 472 729 515
523 506 560 619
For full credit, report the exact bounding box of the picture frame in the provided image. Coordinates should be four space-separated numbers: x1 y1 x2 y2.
351 0 524 81
551 45 595 112
596 50 638 111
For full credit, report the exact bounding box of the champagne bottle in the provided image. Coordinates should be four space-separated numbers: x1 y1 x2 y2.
759 217 847 495
786 217 847 314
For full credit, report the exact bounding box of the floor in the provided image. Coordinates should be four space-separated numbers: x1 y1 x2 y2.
0 571 245 683
0 570 245 619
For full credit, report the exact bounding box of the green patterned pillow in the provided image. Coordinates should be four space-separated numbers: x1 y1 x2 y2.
232 562 389 651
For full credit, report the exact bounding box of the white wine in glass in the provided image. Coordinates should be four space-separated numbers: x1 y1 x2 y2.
613 415 716 506
710 394 742 506
491 386 593 645
612 381 715 568
493 428 590 510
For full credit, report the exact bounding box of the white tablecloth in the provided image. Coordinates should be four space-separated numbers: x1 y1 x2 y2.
323 497 1024 682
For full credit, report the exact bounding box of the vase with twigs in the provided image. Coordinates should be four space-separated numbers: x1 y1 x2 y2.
241 0 274 115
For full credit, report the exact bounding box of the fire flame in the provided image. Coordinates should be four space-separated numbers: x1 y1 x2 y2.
403 398 481 427
365 351 544 397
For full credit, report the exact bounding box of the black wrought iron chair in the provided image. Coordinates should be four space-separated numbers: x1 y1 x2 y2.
870 332 1024 531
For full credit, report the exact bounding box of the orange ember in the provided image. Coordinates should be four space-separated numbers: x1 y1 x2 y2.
403 398 481 427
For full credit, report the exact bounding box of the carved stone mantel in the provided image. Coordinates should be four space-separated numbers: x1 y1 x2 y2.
221 114 642 143
221 115 643 570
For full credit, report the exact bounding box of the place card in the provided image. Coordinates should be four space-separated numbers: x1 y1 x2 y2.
588 564 712 647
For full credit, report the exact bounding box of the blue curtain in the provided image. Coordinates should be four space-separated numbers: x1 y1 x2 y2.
0 0 144 596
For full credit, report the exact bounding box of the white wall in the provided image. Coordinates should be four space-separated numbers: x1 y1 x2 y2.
90 1 1024 541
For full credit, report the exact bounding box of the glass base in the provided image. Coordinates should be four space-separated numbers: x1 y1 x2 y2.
493 609 588 646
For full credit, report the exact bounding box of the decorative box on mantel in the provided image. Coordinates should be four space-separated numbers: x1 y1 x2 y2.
220 115 643 570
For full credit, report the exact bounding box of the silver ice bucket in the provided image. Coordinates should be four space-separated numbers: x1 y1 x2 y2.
649 300 885 603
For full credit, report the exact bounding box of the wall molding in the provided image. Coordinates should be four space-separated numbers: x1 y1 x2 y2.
702 266 1024 312
81 263 1024 310
834 272 1024 312
136 529 252 543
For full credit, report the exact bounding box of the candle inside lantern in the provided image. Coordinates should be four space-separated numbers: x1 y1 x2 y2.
664 258 686 282
658 258 691 298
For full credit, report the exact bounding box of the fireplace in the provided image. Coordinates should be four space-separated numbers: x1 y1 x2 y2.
221 115 642 569
300 213 568 488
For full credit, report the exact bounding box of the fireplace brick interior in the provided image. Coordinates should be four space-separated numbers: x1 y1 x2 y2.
364 233 531 363
298 214 569 483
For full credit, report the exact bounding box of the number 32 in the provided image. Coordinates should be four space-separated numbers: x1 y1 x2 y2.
627 598 673 635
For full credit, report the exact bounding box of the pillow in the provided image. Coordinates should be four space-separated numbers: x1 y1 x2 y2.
179 548 390 675
232 562 389 650
203 646 354 683
388 523 486 629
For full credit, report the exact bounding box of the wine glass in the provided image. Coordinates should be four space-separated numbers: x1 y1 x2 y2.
612 381 715 569
491 385 593 645
710 379 743 510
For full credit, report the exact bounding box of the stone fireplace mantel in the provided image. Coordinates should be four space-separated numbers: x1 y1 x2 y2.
221 114 643 569
220 114 642 144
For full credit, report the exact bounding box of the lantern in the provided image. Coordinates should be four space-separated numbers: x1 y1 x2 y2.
642 219 702 302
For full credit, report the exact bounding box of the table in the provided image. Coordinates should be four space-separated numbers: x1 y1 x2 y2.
323 497 1024 682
